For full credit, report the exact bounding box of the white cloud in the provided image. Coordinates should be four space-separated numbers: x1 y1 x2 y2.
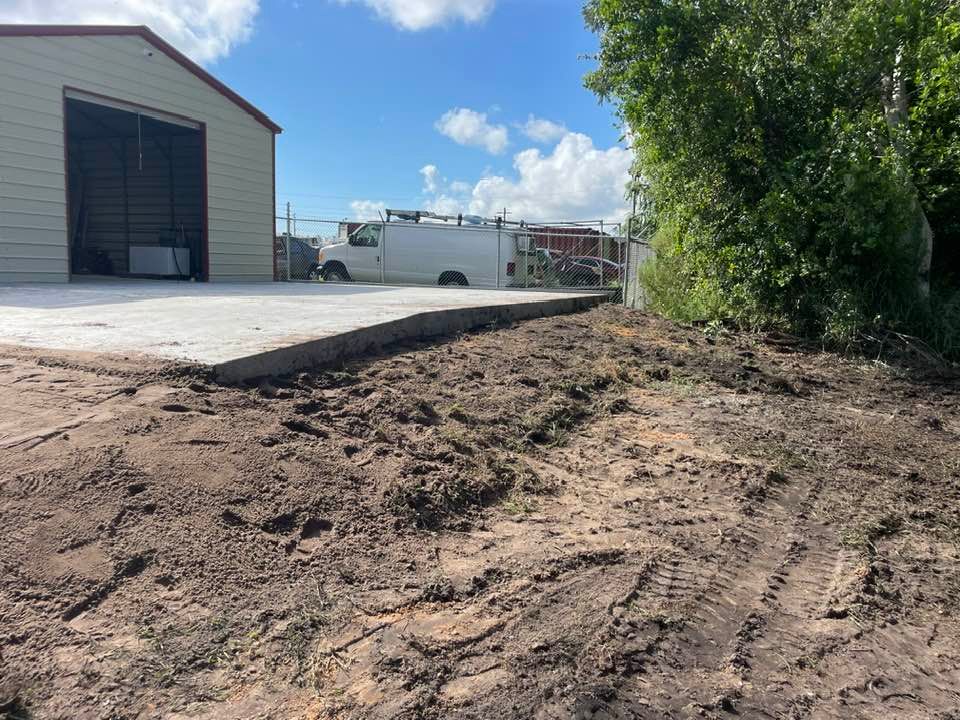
521 115 568 144
420 164 440 193
416 132 632 224
337 0 495 31
350 200 386 219
424 194 462 216
435 107 509 155
0 0 259 64
468 132 632 223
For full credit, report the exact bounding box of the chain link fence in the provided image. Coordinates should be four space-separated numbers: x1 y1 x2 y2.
622 238 655 308
273 218 342 281
273 215 628 293
621 187 656 309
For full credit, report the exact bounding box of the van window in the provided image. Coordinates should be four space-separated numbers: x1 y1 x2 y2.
349 225 380 248
515 234 536 253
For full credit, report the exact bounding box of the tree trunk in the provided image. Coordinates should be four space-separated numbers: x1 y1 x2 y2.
883 49 934 300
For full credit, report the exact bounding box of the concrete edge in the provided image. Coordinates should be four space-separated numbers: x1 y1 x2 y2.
213 293 605 383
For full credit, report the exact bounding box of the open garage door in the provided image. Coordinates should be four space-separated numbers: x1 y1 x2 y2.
65 92 206 280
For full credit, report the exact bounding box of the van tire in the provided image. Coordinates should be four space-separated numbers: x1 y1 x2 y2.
438 271 469 287
322 263 350 282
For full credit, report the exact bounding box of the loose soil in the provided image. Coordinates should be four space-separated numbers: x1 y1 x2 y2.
1 306 959 720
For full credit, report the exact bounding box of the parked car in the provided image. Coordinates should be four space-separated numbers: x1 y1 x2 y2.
550 254 603 287
282 236 321 280
317 221 547 288
568 256 622 283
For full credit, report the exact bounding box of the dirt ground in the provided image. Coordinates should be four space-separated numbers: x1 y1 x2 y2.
1 305 959 720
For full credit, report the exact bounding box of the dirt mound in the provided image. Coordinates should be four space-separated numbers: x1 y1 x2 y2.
1 306 958 719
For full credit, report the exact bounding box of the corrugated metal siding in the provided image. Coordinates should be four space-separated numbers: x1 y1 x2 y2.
71 134 202 274
0 34 274 282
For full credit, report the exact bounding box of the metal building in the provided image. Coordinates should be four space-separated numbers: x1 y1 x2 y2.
0 25 281 283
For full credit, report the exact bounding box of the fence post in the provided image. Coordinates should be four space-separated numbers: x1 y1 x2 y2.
284 202 292 283
623 217 631 306
496 227 501 289
524 228 528 289
625 182 640 307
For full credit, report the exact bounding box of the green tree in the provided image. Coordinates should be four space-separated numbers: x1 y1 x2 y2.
586 0 960 354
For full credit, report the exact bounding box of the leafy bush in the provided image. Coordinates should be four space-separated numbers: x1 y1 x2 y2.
586 0 960 356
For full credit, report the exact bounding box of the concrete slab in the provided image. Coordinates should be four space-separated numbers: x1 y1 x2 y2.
0 281 603 381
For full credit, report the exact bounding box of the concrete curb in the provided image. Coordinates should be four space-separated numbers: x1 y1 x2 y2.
214 293 605 382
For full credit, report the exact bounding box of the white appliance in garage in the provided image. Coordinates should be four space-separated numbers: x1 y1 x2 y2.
129 246 190 276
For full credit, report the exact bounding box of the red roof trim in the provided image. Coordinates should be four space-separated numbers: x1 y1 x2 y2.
0 24 281 134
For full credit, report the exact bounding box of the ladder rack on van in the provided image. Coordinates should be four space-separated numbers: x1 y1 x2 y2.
386 209 527 229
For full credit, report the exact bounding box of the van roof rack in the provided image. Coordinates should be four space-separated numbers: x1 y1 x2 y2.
385 208 529 229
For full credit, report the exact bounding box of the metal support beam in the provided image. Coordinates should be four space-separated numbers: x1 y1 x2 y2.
167 136 176 230
121 139 130 270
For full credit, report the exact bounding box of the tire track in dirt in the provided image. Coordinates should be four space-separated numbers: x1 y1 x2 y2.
628 468 827 717
735 476 960 718
735 519 858 718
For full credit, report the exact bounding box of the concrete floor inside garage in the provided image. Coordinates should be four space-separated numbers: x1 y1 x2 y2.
0 279 603 380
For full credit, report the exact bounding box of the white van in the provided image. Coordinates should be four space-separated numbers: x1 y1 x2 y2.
317 220 545 288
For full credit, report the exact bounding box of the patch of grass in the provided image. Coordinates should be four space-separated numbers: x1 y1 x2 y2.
762 445 811 473
794 649 825 671
438 424 477 456
490 455 550 516
137 622 186 688
645 375 702 397
592 356 633 387
445 402 474 423
282 611 328 685
487 455 549 494
598 322 641 339
502 493 539 515
519 397 586 448
840 513 903 554
134 613 258 690
728 443 815 488
940 454 960 479
370 421 394 443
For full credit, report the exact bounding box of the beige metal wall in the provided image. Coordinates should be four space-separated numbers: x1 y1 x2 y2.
0 34 274 282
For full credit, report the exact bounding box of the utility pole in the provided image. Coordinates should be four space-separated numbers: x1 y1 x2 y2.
286 202 292 237
500 207 510 223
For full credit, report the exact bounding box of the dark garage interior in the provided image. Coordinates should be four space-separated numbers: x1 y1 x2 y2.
66 96 205 280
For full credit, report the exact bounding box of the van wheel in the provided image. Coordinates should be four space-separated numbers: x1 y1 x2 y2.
324 266 349 282
439 272 468 287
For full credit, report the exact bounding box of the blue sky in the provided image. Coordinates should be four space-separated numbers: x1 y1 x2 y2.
4 0 633 223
